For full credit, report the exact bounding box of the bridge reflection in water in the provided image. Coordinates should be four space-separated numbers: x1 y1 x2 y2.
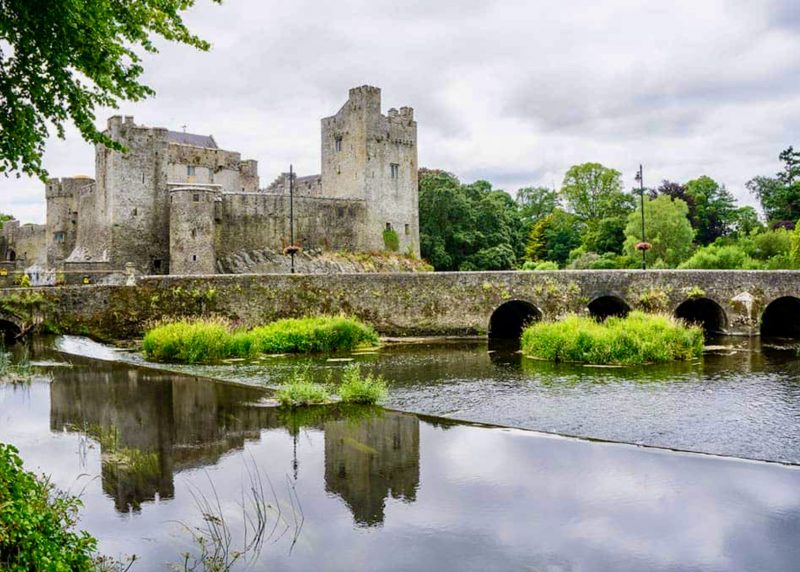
50 356 419 524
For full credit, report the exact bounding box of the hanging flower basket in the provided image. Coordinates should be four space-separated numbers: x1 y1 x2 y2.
635 242 652 251
283 245 302 256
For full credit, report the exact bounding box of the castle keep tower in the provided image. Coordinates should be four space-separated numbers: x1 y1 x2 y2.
321 86 419 255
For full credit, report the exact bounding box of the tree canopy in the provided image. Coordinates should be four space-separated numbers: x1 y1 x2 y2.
0 0 219 180
560 162 634 223
623 195 695 267
747 147 800 226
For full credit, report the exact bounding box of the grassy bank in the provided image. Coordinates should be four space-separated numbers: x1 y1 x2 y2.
142 316 379 364
521 311 704 366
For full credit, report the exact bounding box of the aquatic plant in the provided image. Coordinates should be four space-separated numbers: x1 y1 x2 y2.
521 311 704 366
142 317 232 364
0 346 40 385
0 443 131 571
238 316 379 355
338 364 388 404
176 461 303 572
275 369 331 407
142 316 379 363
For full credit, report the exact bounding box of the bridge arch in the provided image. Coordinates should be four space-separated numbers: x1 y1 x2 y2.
0 319 22 344
587 295 630 321
488 299 542 339
674 297 727 334
761 296 800 338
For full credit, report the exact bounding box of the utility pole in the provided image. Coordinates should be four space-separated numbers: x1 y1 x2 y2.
289 164 295 274
635 164 647 270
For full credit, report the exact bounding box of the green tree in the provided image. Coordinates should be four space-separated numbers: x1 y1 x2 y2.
0 0 220 180
624 195 695 267
581 216 627 255
730 206 763 236
526 209 584 267
516 186 557 225
684 176 737 245
560 163 634 223
418 170 525 271
747 147 800 226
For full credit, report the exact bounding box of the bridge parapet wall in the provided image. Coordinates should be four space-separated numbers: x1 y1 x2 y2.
0 270 797 339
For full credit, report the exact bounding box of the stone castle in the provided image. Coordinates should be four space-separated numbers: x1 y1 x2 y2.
1 86 419 277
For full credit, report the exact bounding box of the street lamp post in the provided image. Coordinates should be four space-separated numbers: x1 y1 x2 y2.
635 164 647 270
289 164 295 274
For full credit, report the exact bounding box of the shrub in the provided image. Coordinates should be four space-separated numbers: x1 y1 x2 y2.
0 443 98 571
338 364 388 404
383 228 400 252
142 316 379 363
678 244 763 270
520 311 704 365
522 260 559 271
275 369 331 407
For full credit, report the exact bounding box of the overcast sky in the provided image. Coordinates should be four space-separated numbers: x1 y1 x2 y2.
2 0 799 223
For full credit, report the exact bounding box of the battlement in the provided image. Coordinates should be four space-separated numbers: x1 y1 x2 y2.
45 177 94 198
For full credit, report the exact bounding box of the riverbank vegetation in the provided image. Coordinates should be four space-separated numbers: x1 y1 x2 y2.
520 312 704 366
142 316 379 363
419 147 800 271
0 443 103 571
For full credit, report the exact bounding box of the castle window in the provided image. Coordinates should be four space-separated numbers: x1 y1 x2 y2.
193 193 200 202
335 136 342 152
187 165 196 176
191 229 196 239
337 207 345 218
132 208 137 217
390 163 399 179
192 255 197 262
385 222 392 231
54 231 65 243
153 258 162 271
405 223 410 235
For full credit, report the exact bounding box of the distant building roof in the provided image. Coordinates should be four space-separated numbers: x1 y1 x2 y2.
167 130 218 149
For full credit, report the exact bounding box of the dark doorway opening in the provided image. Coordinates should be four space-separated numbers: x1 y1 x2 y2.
675 298 727 335
761 296 800 338
588 296 630 321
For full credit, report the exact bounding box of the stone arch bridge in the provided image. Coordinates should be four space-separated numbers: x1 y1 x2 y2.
1 270 799 341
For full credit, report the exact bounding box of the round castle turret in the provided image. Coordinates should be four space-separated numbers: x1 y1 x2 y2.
169 186 220 275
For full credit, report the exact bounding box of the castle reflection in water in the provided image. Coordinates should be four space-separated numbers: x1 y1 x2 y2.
49 357 419 526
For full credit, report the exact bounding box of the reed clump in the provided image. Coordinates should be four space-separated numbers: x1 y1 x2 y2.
142 316 379 364
521 311 704 366
338 364 388 404
275 369 332 407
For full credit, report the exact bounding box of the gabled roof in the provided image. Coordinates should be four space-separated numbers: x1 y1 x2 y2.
167 130 218 149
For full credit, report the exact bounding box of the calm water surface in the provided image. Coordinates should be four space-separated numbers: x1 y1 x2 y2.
0 340 799 570
77 335 800 464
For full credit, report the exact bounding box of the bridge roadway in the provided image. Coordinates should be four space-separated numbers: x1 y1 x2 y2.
1 270 799 339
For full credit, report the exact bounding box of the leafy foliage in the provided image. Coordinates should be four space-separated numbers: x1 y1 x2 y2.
0 0 220 179
560 163 633 222
747 147 800 226
624 195 695 267
418 170 527 270
521 311 704 366
382 228 400 252
0 443 98 571
684 176 737 245
525 209 584 267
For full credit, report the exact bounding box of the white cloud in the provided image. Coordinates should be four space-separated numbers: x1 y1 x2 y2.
1 0 798 223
